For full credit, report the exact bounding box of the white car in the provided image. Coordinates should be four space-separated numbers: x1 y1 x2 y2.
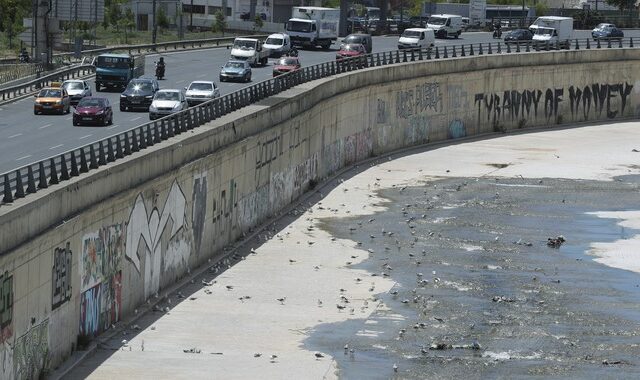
149 89 188 120
184 81 220 106
264 33 292 58
62 79 92 105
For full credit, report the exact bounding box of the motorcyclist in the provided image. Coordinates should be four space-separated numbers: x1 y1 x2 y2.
492 22 502 38
155 57 165 79
19 48 30 63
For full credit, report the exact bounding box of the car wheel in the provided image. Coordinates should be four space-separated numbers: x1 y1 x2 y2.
34 109 38 115
120 105 125 112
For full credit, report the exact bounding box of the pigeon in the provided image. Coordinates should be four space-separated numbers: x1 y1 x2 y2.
226 285 234 291
393 363 398 372
254 353 262 357
277 297 286 305
315 352 325 359
336 304 346 310
344 344 349 354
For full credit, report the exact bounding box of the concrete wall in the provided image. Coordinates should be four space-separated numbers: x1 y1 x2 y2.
1 48 640 378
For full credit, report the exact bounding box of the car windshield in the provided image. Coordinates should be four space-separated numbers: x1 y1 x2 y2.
189 82 213 91
428 17 446 25
345 36 363 44
38 89 62 97
342 44 362 51
402 30 421 38
155 92 180 101
536 28 553 36
126 82 153 92
596 23 614 30
225 62 244 69
63 82 83 90
265 37 283 45
78 98 104 107
96 56 130 69
287 21 312 32
233 40 256 49
277 58 298 66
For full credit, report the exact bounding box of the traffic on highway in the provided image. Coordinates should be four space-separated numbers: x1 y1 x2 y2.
1 27 640 175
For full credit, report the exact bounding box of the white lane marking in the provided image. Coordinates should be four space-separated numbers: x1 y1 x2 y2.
79 134 93 140
106 124 119 130
65 117 72 120
16 155 32 161
49 144 64 150
39 123 52 129
176 79 185 83
8 133 22 139
130 116 141 121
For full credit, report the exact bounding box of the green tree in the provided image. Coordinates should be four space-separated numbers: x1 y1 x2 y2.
214 10 227 36
157 7 170 32
605 0 636 12
253 15 264 32
534 3 548 17
117 8 136 43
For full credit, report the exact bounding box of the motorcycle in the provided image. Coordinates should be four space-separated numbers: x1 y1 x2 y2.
155 64 165 80
19 51 30 63
492 26 502 39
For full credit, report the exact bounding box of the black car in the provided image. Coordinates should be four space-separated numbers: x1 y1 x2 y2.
119 78 159 111
504 29 533 44
592 24 624 41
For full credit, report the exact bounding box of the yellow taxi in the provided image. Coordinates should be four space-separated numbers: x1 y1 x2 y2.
34 82 71 115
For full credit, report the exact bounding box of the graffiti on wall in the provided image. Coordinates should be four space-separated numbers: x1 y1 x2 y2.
0 272 12 344
13 319 48 380
52 243 72 310
192 172 207 256
406 115 430 144
377 99 388 124
126 181 188 300
474 82 634 125
79 272 122 337
447 84 468 113
448 119 466 139
396 82 443 119
80 225 125 336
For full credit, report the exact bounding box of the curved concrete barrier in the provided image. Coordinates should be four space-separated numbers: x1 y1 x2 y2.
0 48 639 378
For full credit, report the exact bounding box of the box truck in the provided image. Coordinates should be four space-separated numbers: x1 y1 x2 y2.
530 16 573 48
285 7 340 49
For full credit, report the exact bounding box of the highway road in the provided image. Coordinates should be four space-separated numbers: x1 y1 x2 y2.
1 30 639 174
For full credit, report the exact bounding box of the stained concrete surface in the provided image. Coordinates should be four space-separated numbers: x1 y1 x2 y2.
65 122 640 379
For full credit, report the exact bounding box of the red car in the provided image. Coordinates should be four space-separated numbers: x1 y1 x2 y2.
73 97 113 126
336 43 367 62
273 57 301 77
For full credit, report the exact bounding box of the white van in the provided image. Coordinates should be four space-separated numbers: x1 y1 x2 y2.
427 14 463 39
263 33 292 58
398 28 435 50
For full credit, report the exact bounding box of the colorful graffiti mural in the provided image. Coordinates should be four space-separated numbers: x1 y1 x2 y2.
80 224 125 336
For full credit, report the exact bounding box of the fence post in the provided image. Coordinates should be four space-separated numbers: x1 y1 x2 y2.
49 158 59 185
14 170 25 199
2 174 13 203
38 162 48 189
26 166 37 194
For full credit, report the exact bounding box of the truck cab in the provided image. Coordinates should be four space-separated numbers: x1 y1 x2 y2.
286 7 339 49
230 38 270 66
94 53 144 91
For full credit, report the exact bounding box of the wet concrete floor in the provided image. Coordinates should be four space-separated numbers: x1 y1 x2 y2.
309 175 640 379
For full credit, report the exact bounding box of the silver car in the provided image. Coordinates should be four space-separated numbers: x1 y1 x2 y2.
62 80 92 105
149 89 189 120
184 81 220 106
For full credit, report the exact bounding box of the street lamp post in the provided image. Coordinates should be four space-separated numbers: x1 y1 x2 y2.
152 0 157 45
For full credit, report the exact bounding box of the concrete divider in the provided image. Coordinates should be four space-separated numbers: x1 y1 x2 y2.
0 48 639 378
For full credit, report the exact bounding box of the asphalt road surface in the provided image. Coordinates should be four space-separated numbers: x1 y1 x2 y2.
1 30 640 174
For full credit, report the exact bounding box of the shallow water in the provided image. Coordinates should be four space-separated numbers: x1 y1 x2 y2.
307 176 640 379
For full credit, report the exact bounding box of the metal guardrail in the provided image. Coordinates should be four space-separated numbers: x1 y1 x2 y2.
51 34 269 65
0 63 47 85
0 34 268 103
0 64 95 103
0 37 636 205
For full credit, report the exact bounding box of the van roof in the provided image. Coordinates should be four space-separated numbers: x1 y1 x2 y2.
430 14 462 18
536 16 573 21
405 28 430 32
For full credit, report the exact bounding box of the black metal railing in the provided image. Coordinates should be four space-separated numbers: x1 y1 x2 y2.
0 37 636 205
